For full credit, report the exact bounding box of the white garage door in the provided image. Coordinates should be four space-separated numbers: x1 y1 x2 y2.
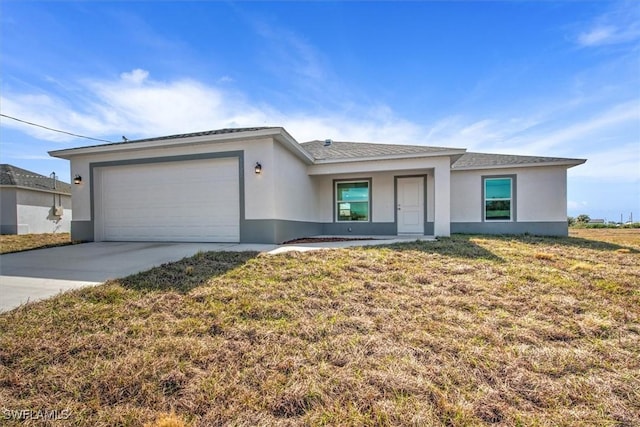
96 158 239 242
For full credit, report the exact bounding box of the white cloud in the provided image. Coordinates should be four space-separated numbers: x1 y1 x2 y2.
1 69 638 187
509 100 640 154
88 74 229 135
0 94 109 142
254 23 326 83
578 26 617 46
423 115 543 152
569 142 640 182
420 97 639 166
283 114 425 145
1 69 426 146
578 24 640 47
247 16 352 107
576 2 640 47
120 69 149 85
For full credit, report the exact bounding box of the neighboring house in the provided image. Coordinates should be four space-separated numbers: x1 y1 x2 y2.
49 127 586 243
0 164 72 234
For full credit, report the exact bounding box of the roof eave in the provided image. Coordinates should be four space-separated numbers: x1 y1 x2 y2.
0 184 71 195
452 159 587 171
312 149 467 164
273 129 315 164
48 127 290 159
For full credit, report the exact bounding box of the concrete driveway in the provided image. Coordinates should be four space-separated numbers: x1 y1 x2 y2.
0 236 426 313
0 241 276 312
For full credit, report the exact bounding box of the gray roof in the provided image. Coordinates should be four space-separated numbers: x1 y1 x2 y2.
301 140 460 161
60 127 278 151
128 127 277 144
452 152 586 169
48 126 586 170
0 164 71 194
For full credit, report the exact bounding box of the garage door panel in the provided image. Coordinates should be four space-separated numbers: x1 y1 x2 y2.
103 225 239 241
97 158 240 242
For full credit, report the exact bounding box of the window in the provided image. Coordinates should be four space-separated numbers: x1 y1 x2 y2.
336 181 370 222
484 177 512 221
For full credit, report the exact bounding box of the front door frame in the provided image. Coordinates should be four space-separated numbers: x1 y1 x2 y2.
394 175 427 234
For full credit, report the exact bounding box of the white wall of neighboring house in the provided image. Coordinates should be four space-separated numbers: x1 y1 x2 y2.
450 166 569 223
3 188 71 234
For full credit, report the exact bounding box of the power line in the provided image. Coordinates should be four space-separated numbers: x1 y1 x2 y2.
0 113 114 143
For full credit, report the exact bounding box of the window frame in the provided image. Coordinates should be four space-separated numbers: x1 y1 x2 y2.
482 175 516 222
334 179 371 223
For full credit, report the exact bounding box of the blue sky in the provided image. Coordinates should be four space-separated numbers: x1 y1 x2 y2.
1 1 638 221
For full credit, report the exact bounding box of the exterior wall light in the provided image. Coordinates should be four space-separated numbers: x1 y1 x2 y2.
255 162 262 174
73 174 82 184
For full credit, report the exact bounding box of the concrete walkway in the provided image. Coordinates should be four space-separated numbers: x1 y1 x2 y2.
0 236 432 312
267 235 434 254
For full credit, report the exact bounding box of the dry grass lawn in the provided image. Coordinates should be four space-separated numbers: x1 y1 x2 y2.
1 231 638 426
0 233 72 254
570 227 640 250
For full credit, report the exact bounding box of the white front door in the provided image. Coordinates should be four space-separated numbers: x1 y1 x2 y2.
397 177 424 234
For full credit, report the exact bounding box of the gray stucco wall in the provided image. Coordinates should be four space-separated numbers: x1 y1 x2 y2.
241 220 429 244
321 221 397 236
242 220 323 244
0 188 17 234
451 221 568 236
70 220 94 242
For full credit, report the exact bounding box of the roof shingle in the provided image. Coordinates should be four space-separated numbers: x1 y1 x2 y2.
61 127 278 151
0 164 71 194
300 140 461 161
128 127 277 144
48 126 586 170
452 152 586 169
